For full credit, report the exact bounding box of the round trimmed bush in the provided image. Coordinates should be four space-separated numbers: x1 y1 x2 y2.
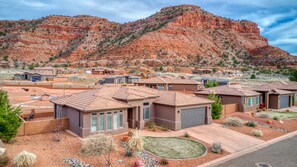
257 112 271 118
13 151 37 167
252 130 263 137
246 121 256 127
225 117 244 127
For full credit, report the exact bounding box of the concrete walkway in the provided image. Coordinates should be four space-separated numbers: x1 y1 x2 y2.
143 123 264 153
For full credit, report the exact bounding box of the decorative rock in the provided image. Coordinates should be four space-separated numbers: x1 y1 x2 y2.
267 120 272 124
134 159 145 167
118 159 123 163
279 120 284 124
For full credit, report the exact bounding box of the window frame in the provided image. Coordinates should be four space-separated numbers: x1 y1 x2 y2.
107 112 112 131
99 113 105 132
143 102 150 120
248 97 254 107
91 113 98 133
119 111 123 128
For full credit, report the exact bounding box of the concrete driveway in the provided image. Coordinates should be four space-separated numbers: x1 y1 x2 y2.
185 123 264 153
143 123 264 153
279 106 297 112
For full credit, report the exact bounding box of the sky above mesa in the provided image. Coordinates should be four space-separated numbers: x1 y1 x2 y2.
0 0 296 55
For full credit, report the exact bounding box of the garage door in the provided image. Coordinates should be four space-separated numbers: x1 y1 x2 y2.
181 107 206 129
280 95 290 108
32 76 41 82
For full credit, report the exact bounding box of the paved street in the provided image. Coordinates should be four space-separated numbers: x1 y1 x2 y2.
217 135 297 167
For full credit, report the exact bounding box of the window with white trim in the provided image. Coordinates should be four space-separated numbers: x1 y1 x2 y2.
113 111 118 129
248 97 254 106
99 113 105 132
256 96 261 104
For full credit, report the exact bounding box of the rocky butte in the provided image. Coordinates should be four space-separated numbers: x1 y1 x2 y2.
0 5 296 68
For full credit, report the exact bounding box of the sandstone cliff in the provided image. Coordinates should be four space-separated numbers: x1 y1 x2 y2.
0 5 295 68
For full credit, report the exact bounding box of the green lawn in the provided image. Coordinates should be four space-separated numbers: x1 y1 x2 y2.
269 111 297 120
143 137 206 159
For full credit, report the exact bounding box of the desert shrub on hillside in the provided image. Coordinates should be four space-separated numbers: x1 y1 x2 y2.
252 130 263 137
225 117 244 127
128 129 144 153
273 116 280 121
80 133 117 165
12 151 37 167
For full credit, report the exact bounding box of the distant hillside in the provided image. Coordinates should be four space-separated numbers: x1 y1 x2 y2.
0 5 296 68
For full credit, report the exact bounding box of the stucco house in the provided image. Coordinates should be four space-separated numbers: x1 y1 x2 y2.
51 85 213 137
104 75 141 84
14 67 57 82
134 76 202 92
252 83 295 109
195 85 261 112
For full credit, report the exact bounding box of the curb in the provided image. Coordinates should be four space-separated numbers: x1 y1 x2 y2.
198 130 297 167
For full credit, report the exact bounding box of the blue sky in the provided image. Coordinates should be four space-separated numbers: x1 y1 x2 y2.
0 0 296 55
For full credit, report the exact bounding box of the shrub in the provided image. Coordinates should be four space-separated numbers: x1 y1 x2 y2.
250 74 256 79
212 142 223 154
208 93 223 119
125 149 133 157
252 130 263 137
80 133 117 165
159 159 169 165
273 116 280 121
0 148 8 166
184 131 190 138
128 129 144 153
63 158 90 167
13 151 37 167
160 124 169 131
257 113 271 118
246 121 256 127
225 117 244 127
0 90 22 142
147 121 155 129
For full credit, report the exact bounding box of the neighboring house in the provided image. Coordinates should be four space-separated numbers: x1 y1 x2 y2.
91 67 119 75
134 76 202 91
51 86 213 137
252 83 295 109
264 81 297 105
104 75 141 84
195 85 261 112
14 67 57 82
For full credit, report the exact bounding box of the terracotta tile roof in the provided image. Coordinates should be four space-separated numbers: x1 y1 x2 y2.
252 83 295 95
264 81 297 91
135 76 201 85
196 85 260 97
154 91 213 107
113 86 159 101
51 87 132 112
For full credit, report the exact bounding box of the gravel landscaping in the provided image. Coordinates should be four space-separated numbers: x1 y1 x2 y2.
269 111 297 120
143 137 206 159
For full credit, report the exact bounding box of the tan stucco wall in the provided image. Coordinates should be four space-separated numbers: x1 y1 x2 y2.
154 104 177 130
81 108 128 137
154 103 212 131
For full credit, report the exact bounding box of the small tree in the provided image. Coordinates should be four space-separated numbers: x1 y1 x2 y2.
0 90 22 142
80 134 117 165
213 80 218 87
250 74 256 79
208 93 223 119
